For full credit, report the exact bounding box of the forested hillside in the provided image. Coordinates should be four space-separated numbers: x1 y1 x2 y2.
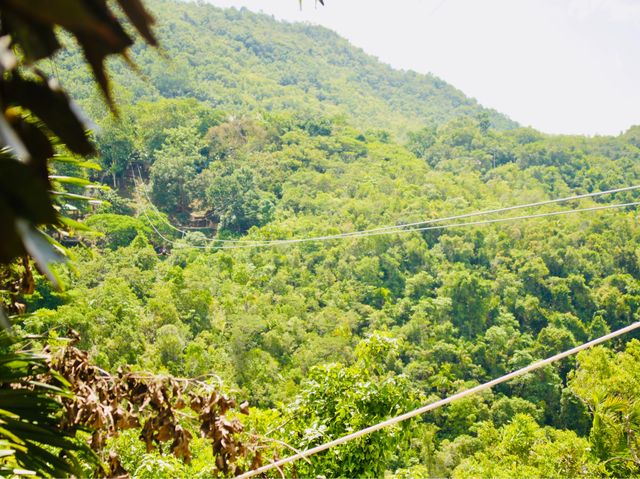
14 0 640 477
52 0 515 136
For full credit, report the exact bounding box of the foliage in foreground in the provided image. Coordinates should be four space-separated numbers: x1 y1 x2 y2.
1 330 262 477
0 0 161 474
0 332 96 477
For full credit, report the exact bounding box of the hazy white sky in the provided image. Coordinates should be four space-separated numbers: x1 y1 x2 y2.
206 0 640 136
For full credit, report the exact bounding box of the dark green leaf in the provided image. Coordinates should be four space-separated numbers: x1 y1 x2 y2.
3 75 95 156
116 0 157 46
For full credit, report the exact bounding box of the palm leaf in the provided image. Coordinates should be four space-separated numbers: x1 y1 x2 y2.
0 334 98 476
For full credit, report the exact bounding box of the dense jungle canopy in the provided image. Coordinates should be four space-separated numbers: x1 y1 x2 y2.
3 0 640 477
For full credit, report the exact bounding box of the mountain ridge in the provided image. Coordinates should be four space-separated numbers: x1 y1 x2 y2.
55 0 517 135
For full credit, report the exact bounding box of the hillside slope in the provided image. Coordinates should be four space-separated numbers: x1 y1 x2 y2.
27 1 640 476
29 110 640 476
55 0 516 135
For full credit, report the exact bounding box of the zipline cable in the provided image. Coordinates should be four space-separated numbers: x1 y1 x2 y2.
234 320 640 479
143 172 640 242
228 201 640 248
135 170 640 245
141 200 640 250
339 183 640 237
